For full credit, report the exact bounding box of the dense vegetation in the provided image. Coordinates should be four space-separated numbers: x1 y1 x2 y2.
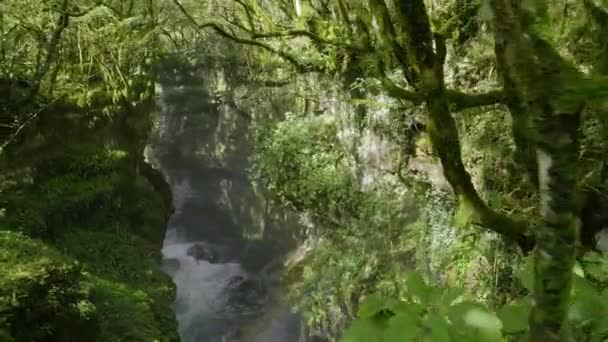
1 1 178 341
2 0 608 341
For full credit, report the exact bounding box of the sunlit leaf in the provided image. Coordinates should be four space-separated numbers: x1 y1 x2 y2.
581 252 608 282
406 272 431 303
389 300 425 317
496 299 532 334
340 317 385 342
422 312 450 342
449 302 503 342
384 310 421 342
573 261 585 277
358 294 388 318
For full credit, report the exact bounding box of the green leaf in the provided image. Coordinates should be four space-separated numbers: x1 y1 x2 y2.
358 294 388 318
515 257 534 292
449 301 485 326
572 275 601 301
389 300 425 318
572 261 585 277
406 272 431 303
449 302 503 342
340 317 385 342
568 299 602 327
440 287 465 308
581 252 608 282
496 299 532 334
422 312 450 342
384 310 421 342
591 312 608 340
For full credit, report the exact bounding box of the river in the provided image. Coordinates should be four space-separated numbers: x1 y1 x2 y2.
150 63 303 342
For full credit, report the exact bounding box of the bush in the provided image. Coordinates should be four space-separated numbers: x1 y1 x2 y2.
0 231 98 342
252 114 361 223
340 253 608 342
56 225 178 341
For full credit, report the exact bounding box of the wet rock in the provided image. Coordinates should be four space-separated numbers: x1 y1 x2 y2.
226 275 246 289
238 240 286 272
162 257 180 275
187 243 219 263
224 275 267 310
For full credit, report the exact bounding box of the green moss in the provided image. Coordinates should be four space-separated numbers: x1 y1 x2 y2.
1 145 177 341
56 228 178 342
0 231 98 342
0 223 178 342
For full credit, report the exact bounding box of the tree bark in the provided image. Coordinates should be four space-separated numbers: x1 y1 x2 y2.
489 0 584 339
494 40 538 187
531 111 580 341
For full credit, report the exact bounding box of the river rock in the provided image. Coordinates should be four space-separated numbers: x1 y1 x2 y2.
187 243 219 263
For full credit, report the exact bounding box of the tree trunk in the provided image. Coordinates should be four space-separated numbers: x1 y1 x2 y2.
530 110 580 341
391 0 532 249
494 41 538 187
489 0 584 339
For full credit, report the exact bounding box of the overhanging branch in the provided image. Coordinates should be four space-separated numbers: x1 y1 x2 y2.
170 0 324 73
252 29 345 47
380 73 504 111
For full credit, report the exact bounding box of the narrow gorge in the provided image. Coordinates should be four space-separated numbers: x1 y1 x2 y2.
3 1 608 342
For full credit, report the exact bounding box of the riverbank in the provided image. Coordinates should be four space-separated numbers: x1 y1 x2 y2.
0 97 179 341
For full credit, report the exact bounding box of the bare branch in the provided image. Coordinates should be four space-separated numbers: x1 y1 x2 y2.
0 98 60 155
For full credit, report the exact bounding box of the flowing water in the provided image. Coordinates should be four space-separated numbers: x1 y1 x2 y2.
160 177 300 342
151 64 303 342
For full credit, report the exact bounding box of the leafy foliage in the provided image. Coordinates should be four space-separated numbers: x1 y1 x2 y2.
0 231 98 342
341 252 608 342
253 114 360 222
0 1 180 339
58 228 178 342
0 149 178 341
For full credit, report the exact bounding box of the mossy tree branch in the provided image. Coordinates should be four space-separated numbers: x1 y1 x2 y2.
489 0 586 339
170 0 326 73
176 0 537 251
367 0 419 87
494 40 538 187
384 0 532 249
379 72 505 111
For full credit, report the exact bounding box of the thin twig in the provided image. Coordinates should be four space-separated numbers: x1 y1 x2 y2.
0 98 59 154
